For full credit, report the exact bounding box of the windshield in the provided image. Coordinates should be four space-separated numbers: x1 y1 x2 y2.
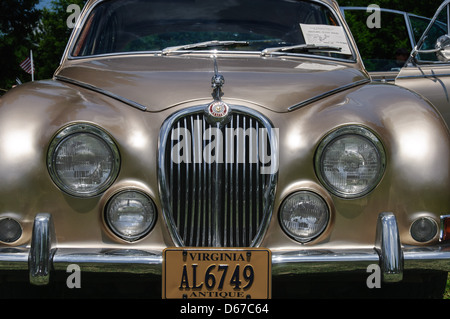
72 0 353 60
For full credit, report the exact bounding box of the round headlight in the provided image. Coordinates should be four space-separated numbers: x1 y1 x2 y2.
105 190 156 242
410 217 438 243
315 126 386 198
48 124 120 197
0 218 22 243
279 191 329 243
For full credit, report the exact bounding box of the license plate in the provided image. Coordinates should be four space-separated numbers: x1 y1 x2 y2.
162 248 271 299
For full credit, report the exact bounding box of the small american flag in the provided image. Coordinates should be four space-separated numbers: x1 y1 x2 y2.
20 57 34 74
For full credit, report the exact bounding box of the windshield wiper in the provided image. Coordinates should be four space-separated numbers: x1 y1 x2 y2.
162 40 249 55
261 44 344 56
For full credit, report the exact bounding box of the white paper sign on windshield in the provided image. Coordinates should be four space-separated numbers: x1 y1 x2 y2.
300 24 352 55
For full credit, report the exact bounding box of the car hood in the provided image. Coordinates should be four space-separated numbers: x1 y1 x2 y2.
55 55 369 113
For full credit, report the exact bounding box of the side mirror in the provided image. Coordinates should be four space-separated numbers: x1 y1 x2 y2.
435 35 450 62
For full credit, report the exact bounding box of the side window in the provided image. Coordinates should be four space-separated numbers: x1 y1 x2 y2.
409 16 433 44
344 9 411 72
412 10 448 62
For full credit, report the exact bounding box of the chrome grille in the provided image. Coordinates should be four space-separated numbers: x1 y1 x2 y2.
158 105 277 247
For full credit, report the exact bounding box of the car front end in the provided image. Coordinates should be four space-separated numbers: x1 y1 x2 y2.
0 0 449 298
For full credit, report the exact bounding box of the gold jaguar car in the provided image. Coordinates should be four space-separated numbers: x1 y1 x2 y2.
0 0 449 298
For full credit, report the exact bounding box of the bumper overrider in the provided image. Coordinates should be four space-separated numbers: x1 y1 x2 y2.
1 213 450 287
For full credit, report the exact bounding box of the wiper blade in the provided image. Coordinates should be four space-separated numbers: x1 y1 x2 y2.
162 40 249 55
261 44 344 56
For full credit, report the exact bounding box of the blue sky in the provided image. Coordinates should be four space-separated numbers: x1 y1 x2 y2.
36 0 53 9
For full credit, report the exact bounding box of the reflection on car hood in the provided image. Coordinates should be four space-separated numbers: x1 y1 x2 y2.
55 55 369 112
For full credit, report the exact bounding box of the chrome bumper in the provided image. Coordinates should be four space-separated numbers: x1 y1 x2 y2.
1 213 449 286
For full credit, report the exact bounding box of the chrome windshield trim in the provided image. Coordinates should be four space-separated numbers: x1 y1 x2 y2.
54 75 148 111
287 78 370 111
66 50 358 65
67 50 264 60
59 0 92 65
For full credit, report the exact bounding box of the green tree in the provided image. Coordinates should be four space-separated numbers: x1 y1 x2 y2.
337 1 446 72
337 0 444 18
33 0 86 80
0 0 40 91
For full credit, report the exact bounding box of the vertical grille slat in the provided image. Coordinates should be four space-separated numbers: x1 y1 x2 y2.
234 115 240 246
183 117 189 243
159 106 277 247
189 116 196 246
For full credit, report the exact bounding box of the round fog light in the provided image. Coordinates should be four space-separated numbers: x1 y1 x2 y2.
0 218 22 243
279 191 329 243
410 217 438 242
105 190 156 241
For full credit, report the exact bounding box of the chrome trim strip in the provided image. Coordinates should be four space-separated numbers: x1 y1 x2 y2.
272 249 380 275
403 246 450 270
54 75 148 111
3 247 450 277
0 248 28 270
397 73 450 80
52 248 162 274
1 246 449 280
2 244 450 285
59 0 99 63
272 246 450 275
375 213 403 283
287 78 370 111
28 213 56 286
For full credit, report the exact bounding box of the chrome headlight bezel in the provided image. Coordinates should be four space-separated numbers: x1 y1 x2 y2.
279 191 330 243
47 123 120 198
315 125 386 199
104 190 157 242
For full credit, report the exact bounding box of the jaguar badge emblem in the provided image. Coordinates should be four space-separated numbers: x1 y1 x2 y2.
208 100 229 119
